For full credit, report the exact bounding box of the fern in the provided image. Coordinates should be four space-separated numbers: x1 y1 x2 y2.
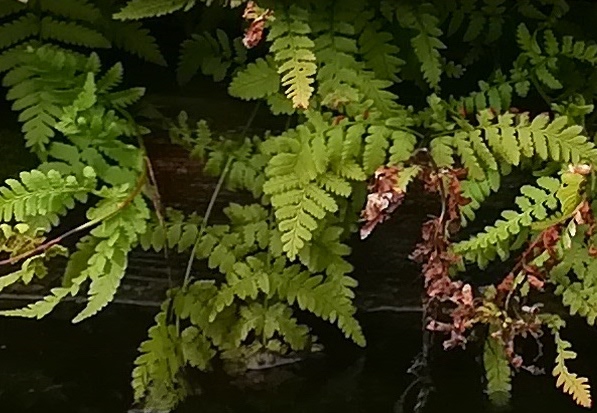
3 46 90 153
357 9 403 82
102 20 167 66
267 4 317 109
179 29 246 84
395 3 446 90
451 76 514 115
309 1 400 116
0 241 67 293
114 0 196 20
453 176 561 267
229 57 280 100
132 304 187 411
0 0 164 73
262 119 365 259
72 194 149 323
516 23 597 92
270 258 365 345
459 170 501 224
552 331 592 408
483 332 512 406
432 112 597 176
0 166 96 226
549 229 597 325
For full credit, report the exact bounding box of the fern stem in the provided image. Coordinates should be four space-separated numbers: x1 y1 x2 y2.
181 102 261 291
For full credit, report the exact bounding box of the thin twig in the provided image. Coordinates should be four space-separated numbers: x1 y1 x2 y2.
181 103 261 290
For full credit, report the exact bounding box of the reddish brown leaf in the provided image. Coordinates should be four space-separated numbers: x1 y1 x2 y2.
527 275 544 290
242 1 273 49
360 166 406 239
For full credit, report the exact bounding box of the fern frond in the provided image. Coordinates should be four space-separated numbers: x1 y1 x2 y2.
132 306 186 411
178 30 245 84
40 17 110 48
3 45 92 153
139 209 201 253
268 5 316 109
0 284 69 318
453 78 513 115
0 245 67 293
104 21 166 66
358 18 403 81
0 167 96 224
396 3 445 89
72 196 149 323
460 170 501 224
272 265 365 346
363 125 390 174
262 124 359 259
453 176 560 267
96 62 123 93
0 1 26 19
484 333 512 406
550 230 597 325
39 0 102 23
553 332 592 408
0 13 38 50
229 57 280 100
436 112 597 176
104 87 145 108
298 224 352 277
114 0 196 20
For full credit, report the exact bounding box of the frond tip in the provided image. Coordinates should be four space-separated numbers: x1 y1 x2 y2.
553 333 592 408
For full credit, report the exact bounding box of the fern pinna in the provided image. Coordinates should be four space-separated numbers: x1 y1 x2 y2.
2 0 597 411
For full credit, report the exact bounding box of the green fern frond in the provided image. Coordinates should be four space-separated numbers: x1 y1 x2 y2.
298 224 352 277
453 78 513 115
40 16 110 48
39 0 102 23
460 170 501 224
72 196 149 323
436 112 597 176
484 333 512 406
96 62 124 93
453 176 560 267
139 209 201 253
178 30 245 84
104 21 166 66
262 124 361 259
0 244 67 293
104 87 145 108
0 13 38 50
0 282 70 319
229 57 280 100
272 264 365 346
0 167 96 224
0 1 26 19
268 5 317 109
553 332 592 408
358 16 403 81
3 45 93 153
550 229 597 325
396 3 445 89
132 306 186 411
114 0 196 20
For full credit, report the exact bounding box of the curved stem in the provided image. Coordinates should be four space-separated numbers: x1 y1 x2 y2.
0 171 147 267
